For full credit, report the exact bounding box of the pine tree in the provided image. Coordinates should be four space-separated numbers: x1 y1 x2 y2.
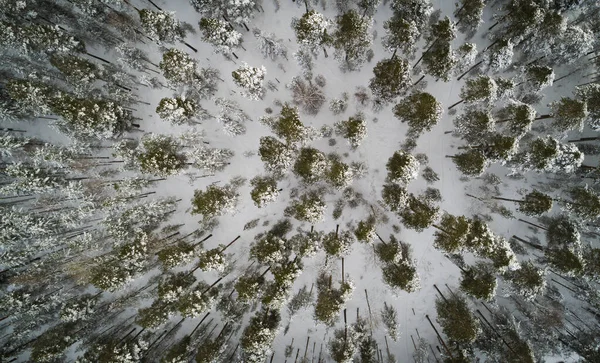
564 185 600 221
386 151 420 184
454 0 485 34
253 28 288 61
49 94 134 139
49 54 101 92
521 65 555 92
543 97 588 133
326 156 354 190
449 149 488 176
30 322 78 362
497 101 536 137
382 14 419 56
266 104 310 144
328 324 360 363
381 302 399 341
433 214 472 253
481 39 514 74
504 190 553 216
331 9 373 71
449 75 498 109
382 183 409 212
375 236 420 292
503 261 546 300
398 193 439 231
199 17 243 56
435 293 481 344
293 147 329 183
314 273 354 326
250 176 280 208
136 134 187 176
191 184 238 219
393 92 442 135
177 281 218 318
232 62 266 100
241 308 280 363
369 57 411 102
156 96 207 125
334 114 368 148
138 9 188 44
576 83 600 130
390 0 433 32
354 217 376 243
453 107 495 143
515 136 583 173
258 136 294 175
292 10 331 56
322 230 355 257
285 191 326 223
459 262 497 301
191 0 257 26
422 41 456 81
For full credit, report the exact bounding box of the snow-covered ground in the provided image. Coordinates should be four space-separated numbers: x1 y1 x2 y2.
95 0 589 361
3 0 596 361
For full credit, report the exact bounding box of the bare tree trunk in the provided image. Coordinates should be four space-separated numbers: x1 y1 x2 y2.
457 60 483 81
447 99 465 110
425 315 453 359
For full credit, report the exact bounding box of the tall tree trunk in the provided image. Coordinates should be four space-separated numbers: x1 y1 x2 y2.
219 235 240 253
492 196 524 203
425 315 453 358
518 218 547 230
457 60 483 81
447 99 465 110
413 75 425 86
414 39 438 68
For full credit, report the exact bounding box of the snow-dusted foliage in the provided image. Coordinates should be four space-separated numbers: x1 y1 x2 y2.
385 150 420 184
137 134 187 176
285 191 326 223
435 293 481 344
454 42 477 74
329 93 349 115
293 147 329 183
334 115 367 148
503 261 546 301
383 14 419 56
250 175 280 207
186 146 234 173
253 28 287 61
191 0 257 26
232 62 266 100
515 136 583 174
332 10 373 71
287 77 326 115
156 97 207 125
292 10 331 55
259 136 294 175
326 157 354 190
241 309 280 363
191 183 238 219
322 230 355 257
381 302 400 341
460 75 498 105
314 272 355 326
393 92 442 135
548 26 594 65
4 1 600 361
199 18 243 55
139 9 187 44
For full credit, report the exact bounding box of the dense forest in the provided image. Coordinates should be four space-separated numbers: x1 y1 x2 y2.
1 0 599 362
